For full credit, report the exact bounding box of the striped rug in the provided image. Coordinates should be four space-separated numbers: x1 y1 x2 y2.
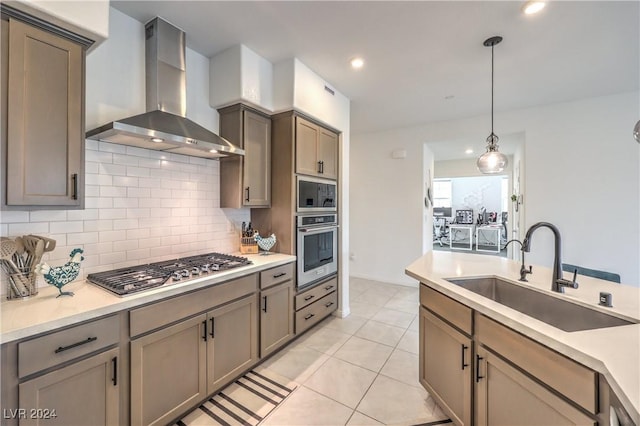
174 369 297 426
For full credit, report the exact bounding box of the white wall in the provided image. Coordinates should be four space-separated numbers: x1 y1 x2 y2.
450 176 504 217
351 91 640 286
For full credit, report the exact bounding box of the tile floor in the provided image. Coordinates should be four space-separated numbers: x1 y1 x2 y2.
253 277 450 426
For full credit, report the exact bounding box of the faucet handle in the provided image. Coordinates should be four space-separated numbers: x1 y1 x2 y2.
556 269 579 291
519 264 532 282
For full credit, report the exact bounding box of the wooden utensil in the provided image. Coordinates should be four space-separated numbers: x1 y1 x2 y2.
22 235 41 271
30 234 56 253
0 239 29 296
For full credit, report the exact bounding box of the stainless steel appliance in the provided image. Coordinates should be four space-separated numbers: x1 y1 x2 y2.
297 214 338 290
297 176 337 212
87 253 252 296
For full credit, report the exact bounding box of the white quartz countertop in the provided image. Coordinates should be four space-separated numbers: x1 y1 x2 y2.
405 251 640 424
0 253 296 345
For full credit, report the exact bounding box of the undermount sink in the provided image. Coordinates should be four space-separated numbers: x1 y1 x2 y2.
446 276 637 332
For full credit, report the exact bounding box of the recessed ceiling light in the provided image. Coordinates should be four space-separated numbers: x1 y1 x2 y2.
151 137 164 143
523 0 545 15
465 149 474 154
350 57 364 69
445 95 455 100
209 149 218 153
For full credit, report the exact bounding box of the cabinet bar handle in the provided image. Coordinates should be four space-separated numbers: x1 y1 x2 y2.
475 354 484 382
461 345 469 370
202 320 207 341
262 296 268 313
71 173 78 200
54 336 97 354
304 313 315 320
317 161 322 173
325 301 334 308
273 272 287 278
112 357 118 386
245 187 250 202
304 295 315 301
210 318 215 338
320 161 324 174
324 285 334 291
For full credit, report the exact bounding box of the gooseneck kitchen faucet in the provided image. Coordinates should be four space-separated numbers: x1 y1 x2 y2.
521 222 578 293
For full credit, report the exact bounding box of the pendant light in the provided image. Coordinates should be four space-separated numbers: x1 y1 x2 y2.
477 36 508 174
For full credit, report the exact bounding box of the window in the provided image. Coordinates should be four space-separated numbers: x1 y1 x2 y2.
433 179 452 208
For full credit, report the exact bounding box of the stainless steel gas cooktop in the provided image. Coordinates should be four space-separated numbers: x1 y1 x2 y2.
87 253 252 296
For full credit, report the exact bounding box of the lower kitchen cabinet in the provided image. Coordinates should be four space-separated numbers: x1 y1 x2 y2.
294 276 338 334
260 280 294 357
420 307 472 426
475 346 595 426
19 347 120 426
131 314 207 426
207 294 259 393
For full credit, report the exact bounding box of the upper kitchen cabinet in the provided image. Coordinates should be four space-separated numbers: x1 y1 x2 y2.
1 8 91 208
219 104 271 208
295 116 338 180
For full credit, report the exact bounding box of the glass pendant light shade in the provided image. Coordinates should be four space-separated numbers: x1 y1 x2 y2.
477 133 508 173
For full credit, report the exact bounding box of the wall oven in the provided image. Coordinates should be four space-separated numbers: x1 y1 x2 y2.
297 214 338 290
297 176 337 212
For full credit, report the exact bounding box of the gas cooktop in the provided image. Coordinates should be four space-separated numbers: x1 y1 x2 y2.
87 253 252 296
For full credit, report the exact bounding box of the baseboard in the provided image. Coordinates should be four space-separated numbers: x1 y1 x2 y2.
349 273 419 288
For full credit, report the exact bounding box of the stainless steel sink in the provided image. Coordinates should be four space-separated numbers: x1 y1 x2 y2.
446 276 637 332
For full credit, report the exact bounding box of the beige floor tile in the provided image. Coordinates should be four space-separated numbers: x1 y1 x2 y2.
260 345 330 383
297 326 351 355
383 297 418 315
396 330 419 355
371 308 415 329
356 375 442 425
353 290 395 307
304 357 377 409
322 314 368 335
333 336 394 372
379 348 421 388
261 387 353 426
408 315 419 332
354 320 405 347
349 301 383 319
346 411 384 425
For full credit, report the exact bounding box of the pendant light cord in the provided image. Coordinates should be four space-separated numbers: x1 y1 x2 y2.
491 43 494 137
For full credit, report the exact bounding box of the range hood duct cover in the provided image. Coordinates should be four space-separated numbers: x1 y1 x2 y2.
86 17 243 158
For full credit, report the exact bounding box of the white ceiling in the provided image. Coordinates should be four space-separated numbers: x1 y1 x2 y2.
112 1 639 141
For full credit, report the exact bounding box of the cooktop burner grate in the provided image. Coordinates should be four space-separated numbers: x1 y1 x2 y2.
87 253 252 296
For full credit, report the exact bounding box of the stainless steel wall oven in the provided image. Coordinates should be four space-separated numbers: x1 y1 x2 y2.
296 214 338 290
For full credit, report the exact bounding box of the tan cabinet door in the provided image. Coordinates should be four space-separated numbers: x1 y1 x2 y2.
260 280 294 357
475 346 595 426
318 127 338 180
19 347 119 426
243 110 271 206
6 18 84 206
420 307 472 426
131 314 207 426
295 117 321 176
207 294 258 394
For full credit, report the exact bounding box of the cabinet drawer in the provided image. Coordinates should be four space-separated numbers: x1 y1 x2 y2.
130 274 258 338
476 314 597 414
295 292 338 334
420 284 472 336
18 315 120 378
295 276 337 310
260 263 294 289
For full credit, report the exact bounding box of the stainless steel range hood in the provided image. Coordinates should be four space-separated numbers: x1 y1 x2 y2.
86 18 243 158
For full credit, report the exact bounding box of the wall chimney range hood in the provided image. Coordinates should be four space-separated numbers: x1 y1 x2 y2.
86 18 244 158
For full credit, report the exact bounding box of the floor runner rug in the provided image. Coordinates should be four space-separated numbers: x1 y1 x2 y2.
174 369 297 426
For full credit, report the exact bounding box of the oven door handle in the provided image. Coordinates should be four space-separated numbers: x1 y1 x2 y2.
298 225 339 233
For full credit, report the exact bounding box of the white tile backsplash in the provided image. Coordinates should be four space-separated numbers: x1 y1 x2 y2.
0 141 249 293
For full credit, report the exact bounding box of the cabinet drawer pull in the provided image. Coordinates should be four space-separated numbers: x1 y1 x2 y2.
112 357 118 386
273 272 287 279
210 318 215 339
202 320 207 341
475 355 484 382
54 336 97 354
324 285 334 291
461 345 469 370
304 295 315 301
71 173 78 200
325 301 334 308
304 313 315 321
245 187 250 202
262 296 268 313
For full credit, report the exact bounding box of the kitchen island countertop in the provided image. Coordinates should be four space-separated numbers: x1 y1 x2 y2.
406 251 640 424
0 253 296 344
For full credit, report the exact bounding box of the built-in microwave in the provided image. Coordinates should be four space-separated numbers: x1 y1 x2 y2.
297 176 337 212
